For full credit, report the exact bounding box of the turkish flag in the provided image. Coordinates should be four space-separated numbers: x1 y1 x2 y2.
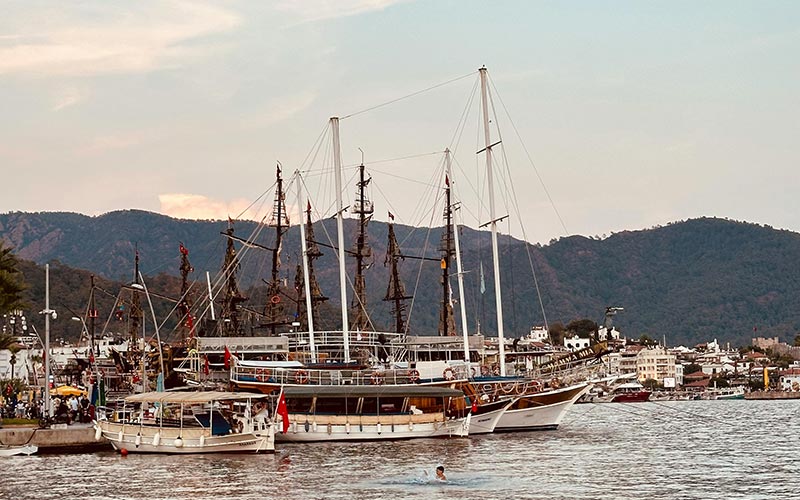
203 356 210 375
224 346 232 369
277 391 290 433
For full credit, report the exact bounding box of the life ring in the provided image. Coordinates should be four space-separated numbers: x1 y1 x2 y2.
501 382 517 394
256 368 271 382
408 369 420 383
371 372 385 385
442 367 455 380
480 365 490 376
295 370 309 384
270 295 281 304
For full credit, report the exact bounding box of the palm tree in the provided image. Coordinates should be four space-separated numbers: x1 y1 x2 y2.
0 242 26 314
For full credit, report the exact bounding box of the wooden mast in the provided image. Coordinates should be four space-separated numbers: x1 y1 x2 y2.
438 174 456 336
383 213 411 334
264 164 290 336
350 161 374 332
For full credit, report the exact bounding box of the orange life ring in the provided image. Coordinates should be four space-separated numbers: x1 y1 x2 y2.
295 369 309 384
371 372 385 385
442 367 455 380
270 295 281 304
256 368 271 382
408 369 420 383
529 380 543 393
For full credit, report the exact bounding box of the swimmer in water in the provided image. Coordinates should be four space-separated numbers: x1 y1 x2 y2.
435 465 446 481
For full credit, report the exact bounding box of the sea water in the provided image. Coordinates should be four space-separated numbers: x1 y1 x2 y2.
2 400 799 500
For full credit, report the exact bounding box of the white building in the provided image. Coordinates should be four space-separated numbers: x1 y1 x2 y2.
564 335 590 351
636 347 677 384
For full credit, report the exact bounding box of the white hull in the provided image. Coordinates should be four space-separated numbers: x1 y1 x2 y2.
96 421 275 454
276 415 470 442
469 401 514 435
496 383 590 432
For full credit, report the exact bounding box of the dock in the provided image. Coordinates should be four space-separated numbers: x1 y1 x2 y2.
0 424 111 453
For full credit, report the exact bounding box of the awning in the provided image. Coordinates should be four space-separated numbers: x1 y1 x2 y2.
50 385 87 397
124 391 268 404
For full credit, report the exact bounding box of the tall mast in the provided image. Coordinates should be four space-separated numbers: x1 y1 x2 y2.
446 149 472 365
331 117 351 363
129 247 142 347
295 199 328 332
383 212 411 334
178 242 194 343
439 174 456 336
89 274 97 359
221 220 246 336
350 160 374 332
264 164 290 336
479 66 507 376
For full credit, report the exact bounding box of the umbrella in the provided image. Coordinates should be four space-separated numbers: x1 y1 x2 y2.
50 385 87 397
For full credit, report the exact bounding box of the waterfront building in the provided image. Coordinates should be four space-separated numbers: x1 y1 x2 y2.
636 347 677 384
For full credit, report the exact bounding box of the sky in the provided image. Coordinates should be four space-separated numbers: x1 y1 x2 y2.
1 1 798 245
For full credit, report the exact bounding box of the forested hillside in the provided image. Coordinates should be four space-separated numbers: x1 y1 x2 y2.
3 211 799 347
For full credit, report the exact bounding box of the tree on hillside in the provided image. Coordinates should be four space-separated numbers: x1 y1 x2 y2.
794 334 800 347
0 243 26 314
565 319 598 338
549 322 566 346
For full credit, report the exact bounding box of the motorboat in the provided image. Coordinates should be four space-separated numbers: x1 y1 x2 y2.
94 391 275 453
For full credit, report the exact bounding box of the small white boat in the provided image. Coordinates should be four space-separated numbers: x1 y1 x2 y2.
0 444 38 457
94 391 275 454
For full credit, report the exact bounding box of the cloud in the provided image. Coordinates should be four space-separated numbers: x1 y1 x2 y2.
0 1 241 77
159 193 262 221
51 86 87 111
77 133 144 156
275 0 410 25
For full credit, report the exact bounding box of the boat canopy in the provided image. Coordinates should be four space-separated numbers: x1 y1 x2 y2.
237 360 304 368
283 385 463 398
125 391 268 404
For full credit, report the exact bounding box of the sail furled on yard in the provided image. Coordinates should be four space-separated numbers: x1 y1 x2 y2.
263 164 290 335
294 201 328 330
439 175 457 336
383 213 411 334
177 242 194 343
349 163 374 332
220 220 247 336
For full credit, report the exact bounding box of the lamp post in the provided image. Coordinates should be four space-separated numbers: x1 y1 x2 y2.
39 264 57 418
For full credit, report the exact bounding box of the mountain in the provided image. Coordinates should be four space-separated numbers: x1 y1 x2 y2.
2 210 799 348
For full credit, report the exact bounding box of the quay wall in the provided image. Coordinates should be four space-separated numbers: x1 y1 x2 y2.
0 425 111 452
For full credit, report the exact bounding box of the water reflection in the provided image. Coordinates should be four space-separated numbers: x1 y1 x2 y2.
2 400 800 500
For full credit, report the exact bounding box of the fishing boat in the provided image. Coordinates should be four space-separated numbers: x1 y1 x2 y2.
94 391 276 453
276 385 470 442
0 444 38 457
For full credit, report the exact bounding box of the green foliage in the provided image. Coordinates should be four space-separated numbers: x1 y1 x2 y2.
0 242 26 314
565 319 598 338
642 378 661 389
638 334 658 347
4 213 800 348
683 363 702 375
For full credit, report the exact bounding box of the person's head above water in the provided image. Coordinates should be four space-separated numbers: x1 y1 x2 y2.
435 466 446 480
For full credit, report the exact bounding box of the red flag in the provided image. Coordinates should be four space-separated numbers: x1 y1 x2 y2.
277 391 290 433
179 243 189 256
224 346 232 369
203 355 210 375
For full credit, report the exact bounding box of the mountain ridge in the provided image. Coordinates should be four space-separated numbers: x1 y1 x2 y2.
2 210 799 347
